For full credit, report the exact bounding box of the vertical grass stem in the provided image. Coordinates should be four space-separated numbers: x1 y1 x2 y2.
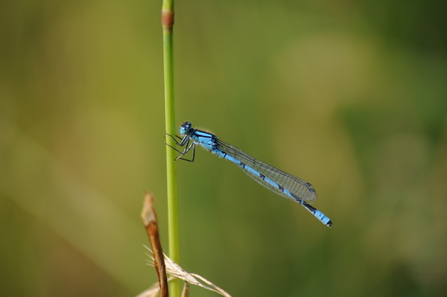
162 1 180 296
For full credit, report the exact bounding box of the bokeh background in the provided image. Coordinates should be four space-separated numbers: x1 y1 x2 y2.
1 0 447 296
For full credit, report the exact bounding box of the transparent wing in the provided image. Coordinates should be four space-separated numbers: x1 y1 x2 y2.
216 139 317 203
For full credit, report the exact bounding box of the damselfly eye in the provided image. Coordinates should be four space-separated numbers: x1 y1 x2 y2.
179 122 192 134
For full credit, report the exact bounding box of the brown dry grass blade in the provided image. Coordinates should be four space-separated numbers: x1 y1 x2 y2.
141 193 168 297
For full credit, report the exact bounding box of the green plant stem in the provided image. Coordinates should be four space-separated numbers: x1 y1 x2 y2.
162 1 180 296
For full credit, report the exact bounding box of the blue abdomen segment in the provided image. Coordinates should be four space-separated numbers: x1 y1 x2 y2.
300 202 332 227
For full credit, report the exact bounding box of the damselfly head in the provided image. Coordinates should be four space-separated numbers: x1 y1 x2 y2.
179 122 192 135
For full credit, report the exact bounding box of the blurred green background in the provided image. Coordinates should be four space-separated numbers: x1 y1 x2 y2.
1 0 447 296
